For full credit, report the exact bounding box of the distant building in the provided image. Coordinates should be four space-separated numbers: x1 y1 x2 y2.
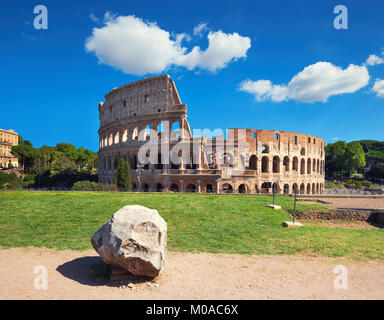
0 129 19 168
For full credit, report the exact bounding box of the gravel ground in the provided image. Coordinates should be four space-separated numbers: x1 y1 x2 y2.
1 248 383 300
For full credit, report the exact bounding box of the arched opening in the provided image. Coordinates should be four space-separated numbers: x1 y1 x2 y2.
145 124 151 141
249 155 257 170
142 183 150 192
262 156 269 173
283 184 290 194
132 183 137 192
205 184 213 193
157 122 164 139
292 157 298 172
261 182 271 193
283 156 290 172
132 126 138 140
300 159 305 175
122 129 128 143
255 184 259 193
317 159 320 173
313 159 316 173
238 184 248 194
114 131 119 144
312 183 316 194
186 183 197 193
292 183 299 194
316 183 319 194
222 183 233 193
306 183 311 194
170 183 179 192
171 121 180 140
300 183 305 194
273 156 280 173
156 183 163 192
307 158 311 174
261 145 269 153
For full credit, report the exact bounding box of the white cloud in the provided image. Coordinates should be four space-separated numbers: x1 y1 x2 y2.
89 13 100 23
193 23 208 37
176 30 251 72
366 54 384 66
85 15 251 75
331 137 340 141
372 78 384 98
239 62 370 103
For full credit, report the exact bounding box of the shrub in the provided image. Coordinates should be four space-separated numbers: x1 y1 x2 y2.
72 181 118 192
113 160 132 192
345 179 364 188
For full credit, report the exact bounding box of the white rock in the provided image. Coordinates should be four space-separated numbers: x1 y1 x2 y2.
91 205 167 277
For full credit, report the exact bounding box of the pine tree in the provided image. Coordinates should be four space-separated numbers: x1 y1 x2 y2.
114 160 132 191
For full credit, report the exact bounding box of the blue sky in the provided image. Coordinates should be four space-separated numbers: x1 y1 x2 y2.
0 0 383 152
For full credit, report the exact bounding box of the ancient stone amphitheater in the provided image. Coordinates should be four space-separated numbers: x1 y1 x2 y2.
98 75 325 194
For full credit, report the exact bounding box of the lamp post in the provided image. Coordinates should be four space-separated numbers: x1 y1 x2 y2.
136 163 144 192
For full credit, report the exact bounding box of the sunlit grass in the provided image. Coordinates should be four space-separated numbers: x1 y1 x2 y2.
0 191 383 260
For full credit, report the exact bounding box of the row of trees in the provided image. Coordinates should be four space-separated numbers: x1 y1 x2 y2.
325 140 384 182
8 136 98 188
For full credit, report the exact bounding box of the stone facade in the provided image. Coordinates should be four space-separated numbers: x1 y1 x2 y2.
0 129 18 168
98 75 325 194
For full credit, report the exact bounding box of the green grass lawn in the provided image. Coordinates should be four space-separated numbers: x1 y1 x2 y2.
0 191 383 260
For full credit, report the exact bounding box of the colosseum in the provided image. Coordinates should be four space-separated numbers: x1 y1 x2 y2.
98 75 325 194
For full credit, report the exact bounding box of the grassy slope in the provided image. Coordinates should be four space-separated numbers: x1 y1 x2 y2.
0 191 383 260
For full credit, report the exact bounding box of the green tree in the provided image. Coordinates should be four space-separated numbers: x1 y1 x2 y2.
325 141 347 177
343 141 366 177
113 159 132 191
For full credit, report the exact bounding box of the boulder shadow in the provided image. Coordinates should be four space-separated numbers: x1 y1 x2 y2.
56 256 110 287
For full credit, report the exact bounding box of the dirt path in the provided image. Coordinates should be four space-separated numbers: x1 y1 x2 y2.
0 248 383 300
300 196 384 211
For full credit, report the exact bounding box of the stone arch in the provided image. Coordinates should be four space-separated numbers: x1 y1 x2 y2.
283 184 290 194
292 183 299 194
272 182 280 193
300 159 305 174
317 159 320 173
170 183 179 192
261 145 269 153
312 183 316 194
155 183 163 192
205 183 213 193
283 156 290 172
292 157 298 172
249 155 257 170
262 156 269 173
171 121 181 140
300 183 305 194
307 158 311 174
142 183 150 192
186 183 197 192
238 184 248 194
313 159 316 173
132 183 137 192
273 156 280 173
306 183 311 194
157 122 164 139
222 183 233 193
316 183 319 194
132 126 139 140
122 128 128 143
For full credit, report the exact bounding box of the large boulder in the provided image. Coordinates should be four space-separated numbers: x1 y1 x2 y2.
91 205 167 277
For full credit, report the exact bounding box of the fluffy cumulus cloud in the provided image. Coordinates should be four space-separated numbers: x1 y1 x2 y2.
239 62 370 103
372 78 384 98
85 14 251 75
366 54 384 66
193 22 208 37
